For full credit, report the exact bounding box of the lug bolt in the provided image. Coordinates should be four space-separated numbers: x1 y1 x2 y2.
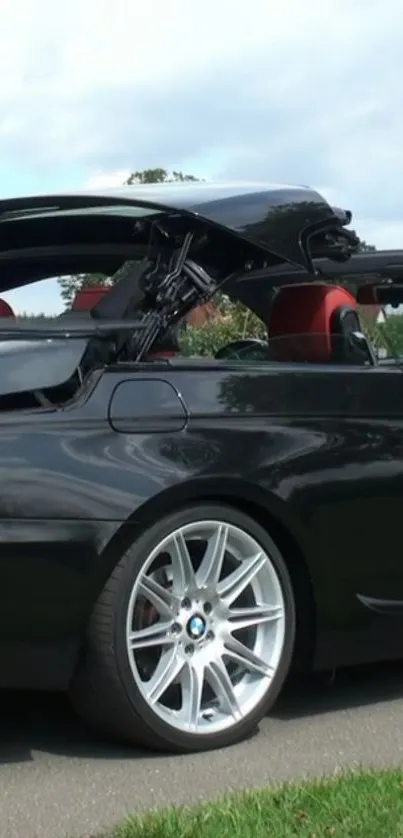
203 602 212 615
185 644 194 656
206 630 215 640
171 622 181 635
181 597 191 609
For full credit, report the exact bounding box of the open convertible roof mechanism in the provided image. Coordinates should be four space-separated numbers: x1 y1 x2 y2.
0 182 363 353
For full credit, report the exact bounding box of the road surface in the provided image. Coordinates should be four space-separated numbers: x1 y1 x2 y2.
1 662 403 838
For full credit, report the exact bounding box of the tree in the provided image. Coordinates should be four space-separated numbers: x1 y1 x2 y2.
353 236 376 253
358 240 376 252
58 168 201 305
126 168 199 185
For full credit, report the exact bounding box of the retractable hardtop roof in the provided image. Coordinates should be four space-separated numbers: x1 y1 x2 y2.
0 181 357 281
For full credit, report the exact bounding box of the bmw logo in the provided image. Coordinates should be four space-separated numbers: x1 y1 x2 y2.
187 614 206 640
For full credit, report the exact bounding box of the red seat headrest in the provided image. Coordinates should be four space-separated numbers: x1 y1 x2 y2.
72 286 109 311
269 284 357 363
147 351 176 359
0 299 15 317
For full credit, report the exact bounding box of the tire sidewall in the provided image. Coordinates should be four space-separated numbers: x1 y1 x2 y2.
112 503 296 752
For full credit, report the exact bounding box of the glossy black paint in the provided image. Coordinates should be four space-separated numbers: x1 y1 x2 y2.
1 359 403 689
108 378 188 432
357 595 403 616
0 182 342 279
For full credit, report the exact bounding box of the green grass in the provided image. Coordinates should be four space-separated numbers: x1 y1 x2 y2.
105 768 403 838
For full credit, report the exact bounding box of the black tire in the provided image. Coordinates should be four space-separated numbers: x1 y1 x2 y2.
70 503 296 754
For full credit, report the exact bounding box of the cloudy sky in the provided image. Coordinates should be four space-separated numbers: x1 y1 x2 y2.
1 0 403 313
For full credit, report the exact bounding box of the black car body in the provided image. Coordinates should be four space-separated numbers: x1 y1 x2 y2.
0 182 401 753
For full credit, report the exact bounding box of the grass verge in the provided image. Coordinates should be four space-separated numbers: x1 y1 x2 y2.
106 768 403 838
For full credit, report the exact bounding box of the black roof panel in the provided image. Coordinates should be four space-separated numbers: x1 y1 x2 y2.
0 182 347 272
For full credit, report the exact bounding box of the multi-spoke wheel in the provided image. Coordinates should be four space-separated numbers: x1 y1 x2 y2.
71 504 296 753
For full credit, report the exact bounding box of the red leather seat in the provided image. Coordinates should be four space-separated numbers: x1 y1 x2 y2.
268 283 358 363
0 299 15 317
147 350 177 359
71 286 108 311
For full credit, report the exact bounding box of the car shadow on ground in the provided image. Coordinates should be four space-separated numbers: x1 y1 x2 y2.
273 660 403 720
1 660 403 765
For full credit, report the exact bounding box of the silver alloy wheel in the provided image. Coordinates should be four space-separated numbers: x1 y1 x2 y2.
125 520 286 736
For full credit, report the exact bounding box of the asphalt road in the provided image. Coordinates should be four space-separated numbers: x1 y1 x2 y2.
2 662 403 838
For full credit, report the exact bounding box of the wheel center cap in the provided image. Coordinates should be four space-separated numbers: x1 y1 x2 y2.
186 614 206 640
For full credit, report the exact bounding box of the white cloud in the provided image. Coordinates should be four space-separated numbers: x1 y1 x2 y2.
0 0 403 249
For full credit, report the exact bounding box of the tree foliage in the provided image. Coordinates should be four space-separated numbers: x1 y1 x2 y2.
357 240 376 252
126 168 199 185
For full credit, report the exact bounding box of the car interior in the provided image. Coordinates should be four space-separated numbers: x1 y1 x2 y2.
51 270 376 367
0 207 397 416
0 263 384 417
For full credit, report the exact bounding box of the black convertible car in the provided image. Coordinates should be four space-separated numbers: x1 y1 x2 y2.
0 182 402 754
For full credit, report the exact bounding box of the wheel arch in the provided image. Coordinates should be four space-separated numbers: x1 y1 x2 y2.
97 477 317 671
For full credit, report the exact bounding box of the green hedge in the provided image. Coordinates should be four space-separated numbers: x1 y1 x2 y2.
180 312 403 357
180 320 264 356
376 315 403 356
